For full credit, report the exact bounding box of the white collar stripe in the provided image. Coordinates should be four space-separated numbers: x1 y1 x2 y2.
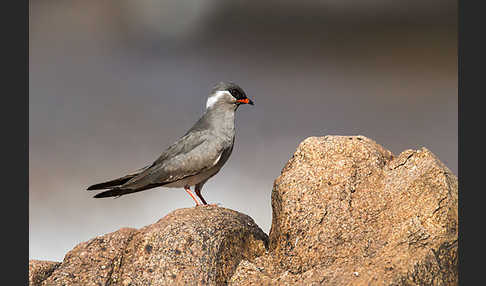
206 90 231 109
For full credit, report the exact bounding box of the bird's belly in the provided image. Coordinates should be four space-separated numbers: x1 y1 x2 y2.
163 167 220 188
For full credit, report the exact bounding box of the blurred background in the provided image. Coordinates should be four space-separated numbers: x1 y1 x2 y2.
29 0 457 262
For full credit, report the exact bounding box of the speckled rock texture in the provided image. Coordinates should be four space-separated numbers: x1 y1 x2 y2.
31 206 268 286
229 135 458 286
40 227 138 285
29 260 61 286
29 135 457 285
117 206 268 285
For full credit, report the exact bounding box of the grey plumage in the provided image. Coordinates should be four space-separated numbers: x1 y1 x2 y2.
87 82 253 205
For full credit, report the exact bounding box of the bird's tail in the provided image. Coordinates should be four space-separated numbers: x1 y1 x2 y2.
86 175 135 191
92 184 159 198
86 166 150 191
93 187 135 198
87 166 159 198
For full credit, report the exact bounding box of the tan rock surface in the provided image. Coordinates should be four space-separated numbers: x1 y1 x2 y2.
230 135 458 285
29 260 60 286
34 206 268 286
42 227 138 286
30 135 457 285
118 206 268 285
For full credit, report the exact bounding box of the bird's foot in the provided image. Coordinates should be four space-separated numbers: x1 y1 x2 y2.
196 203 220 207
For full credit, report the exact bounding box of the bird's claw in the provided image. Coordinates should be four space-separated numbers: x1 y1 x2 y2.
195 203 220 207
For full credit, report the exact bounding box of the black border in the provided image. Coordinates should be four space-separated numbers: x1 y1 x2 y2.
458 0 484 285
5 0 29 284
457 0 462 283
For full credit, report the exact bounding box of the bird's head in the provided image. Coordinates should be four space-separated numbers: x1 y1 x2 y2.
206 82 254 111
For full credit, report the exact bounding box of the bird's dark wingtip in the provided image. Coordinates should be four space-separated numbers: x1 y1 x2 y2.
92 187 126 198
87 183 106 191
93 192 109 198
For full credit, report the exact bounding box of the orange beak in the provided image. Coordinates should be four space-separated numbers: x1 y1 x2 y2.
236 98 254 105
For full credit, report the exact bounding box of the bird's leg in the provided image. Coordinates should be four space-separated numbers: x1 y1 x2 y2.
195 184 220 207
194 187 208 205
184 186 201 206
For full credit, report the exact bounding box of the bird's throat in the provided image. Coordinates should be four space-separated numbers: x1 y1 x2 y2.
206 108 235 139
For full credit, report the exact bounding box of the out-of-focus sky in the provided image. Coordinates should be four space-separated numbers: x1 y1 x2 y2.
29 0 457 261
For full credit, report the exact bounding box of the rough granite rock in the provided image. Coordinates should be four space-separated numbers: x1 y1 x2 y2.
29 135 457 286
117 206 268 285
29 260 61 286
229 135 458 286
34 206 268 286
42 227 138 286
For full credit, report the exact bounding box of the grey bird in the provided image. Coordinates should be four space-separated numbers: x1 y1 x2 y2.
87 82 254 205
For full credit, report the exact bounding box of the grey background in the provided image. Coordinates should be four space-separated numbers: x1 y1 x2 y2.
30 0 457 261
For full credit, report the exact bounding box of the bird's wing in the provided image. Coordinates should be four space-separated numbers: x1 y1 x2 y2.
121 131 225 189
152 130 208 165
86 165 150 190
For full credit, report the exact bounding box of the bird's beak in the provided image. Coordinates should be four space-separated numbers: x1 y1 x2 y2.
236 98 255 105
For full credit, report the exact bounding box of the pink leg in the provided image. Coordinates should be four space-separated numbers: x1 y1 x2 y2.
184 186 201 206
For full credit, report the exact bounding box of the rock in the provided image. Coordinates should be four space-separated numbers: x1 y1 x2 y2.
34 206 268 286
117 206 268 285
30 135 457 285
42 227 138 285
29 260 60 286
230 135 458 286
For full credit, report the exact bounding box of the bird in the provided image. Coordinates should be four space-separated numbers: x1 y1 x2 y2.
87 82 254 206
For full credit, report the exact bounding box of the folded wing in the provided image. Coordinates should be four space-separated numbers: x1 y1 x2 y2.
90 130 224 198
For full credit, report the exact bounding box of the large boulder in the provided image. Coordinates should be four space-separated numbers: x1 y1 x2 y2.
117 207 268 285
230 135 458 285
34 206 268 286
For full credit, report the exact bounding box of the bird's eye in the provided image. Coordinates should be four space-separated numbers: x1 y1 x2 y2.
231 89 243 100
228 89 236 98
